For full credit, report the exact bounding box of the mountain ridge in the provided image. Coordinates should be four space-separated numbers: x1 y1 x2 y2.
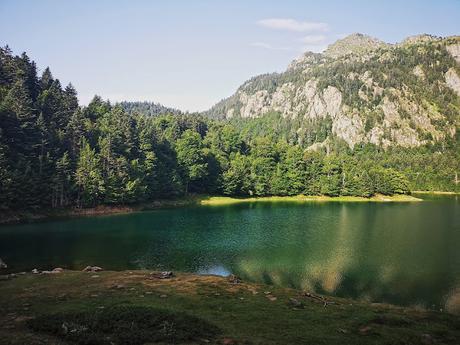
207 33 460 150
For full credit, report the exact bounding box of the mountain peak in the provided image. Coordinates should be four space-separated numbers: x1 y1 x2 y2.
324 33 389 58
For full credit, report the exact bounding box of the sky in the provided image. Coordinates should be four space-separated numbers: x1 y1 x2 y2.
1 0 460 112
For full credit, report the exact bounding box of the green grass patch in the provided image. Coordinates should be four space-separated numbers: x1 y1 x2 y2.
27 305 220 345
200 194 422 206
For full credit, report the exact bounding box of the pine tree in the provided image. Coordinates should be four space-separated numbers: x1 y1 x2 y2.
75 139 105 206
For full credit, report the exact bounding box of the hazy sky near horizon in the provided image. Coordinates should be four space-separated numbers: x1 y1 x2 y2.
1 0 460 111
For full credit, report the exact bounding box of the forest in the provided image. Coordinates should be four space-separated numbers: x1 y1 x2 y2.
0 46 459 210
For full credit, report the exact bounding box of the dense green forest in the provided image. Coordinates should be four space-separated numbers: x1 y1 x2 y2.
0 47 458 210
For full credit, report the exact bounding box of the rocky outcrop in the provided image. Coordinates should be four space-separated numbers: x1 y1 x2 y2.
446 43 460 64
207 33 460 150
324 33 389 58
446 68 460 96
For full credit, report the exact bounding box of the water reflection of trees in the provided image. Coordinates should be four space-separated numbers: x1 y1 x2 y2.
232 203 457 309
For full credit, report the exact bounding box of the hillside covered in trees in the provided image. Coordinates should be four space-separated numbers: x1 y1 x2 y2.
0 42 459 212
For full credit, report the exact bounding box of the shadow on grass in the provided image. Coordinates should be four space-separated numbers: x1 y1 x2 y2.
27 305 221 345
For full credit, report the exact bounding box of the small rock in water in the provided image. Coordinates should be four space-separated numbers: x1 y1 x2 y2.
83 266 103 272
222 338 238 345
31 268 40 274
0 258 7 269
150 271 174 279
159 294 168 298
266 295 277 302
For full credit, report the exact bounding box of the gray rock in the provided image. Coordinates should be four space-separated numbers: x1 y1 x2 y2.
288 298 304 308
0 258 7 269
149 271 174 279
83 266 103 272
227 274 241 284
31 268 40 274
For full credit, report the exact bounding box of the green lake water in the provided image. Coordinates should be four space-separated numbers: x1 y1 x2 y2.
0 194 459 310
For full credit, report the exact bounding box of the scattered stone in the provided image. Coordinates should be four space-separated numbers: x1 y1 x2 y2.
266 295 277 302
222 338 237 345
288 298 304 308
227 274 241 284
0 258 7 269
145 291 153 295
139 295 145 298
83 266 103 272
14 316 34 323
421 334 434 345
264 291 271 295
91 275 99 278
159 294 168 298
42 269 63 274
337 328 348 334
31 268 40 274
214 292 221 296
359 326 372 335
149 271 174 279
129 287 136 291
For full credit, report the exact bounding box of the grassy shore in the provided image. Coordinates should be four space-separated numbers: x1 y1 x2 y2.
200 194 422 206
412 191 459 195
0 270 458 345
0 194 424 225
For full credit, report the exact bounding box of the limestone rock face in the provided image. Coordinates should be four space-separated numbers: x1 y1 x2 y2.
446 43 460 64
446 68 460 96
207 34 460 149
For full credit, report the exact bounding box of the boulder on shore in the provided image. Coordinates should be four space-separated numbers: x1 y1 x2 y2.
149 271 174 279
0 258 7 269
83 266 103 273
43 268 64 274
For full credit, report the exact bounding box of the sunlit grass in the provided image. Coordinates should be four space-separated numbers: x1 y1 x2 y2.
200 194 422 206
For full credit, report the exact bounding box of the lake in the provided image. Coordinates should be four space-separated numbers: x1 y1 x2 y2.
0 194 459 311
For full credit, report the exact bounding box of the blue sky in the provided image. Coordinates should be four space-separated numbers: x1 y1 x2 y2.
1 0 459 111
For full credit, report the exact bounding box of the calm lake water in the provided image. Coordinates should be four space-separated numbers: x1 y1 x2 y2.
1 194 459 311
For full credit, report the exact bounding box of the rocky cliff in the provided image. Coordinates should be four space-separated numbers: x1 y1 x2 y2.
208 34 460 149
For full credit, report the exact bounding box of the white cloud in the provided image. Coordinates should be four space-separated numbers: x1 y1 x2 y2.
298 35 327 45
257 18 329 33
250 42 292 51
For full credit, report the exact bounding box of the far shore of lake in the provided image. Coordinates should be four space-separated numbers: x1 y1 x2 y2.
200 194 422 206
0 192 432 225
